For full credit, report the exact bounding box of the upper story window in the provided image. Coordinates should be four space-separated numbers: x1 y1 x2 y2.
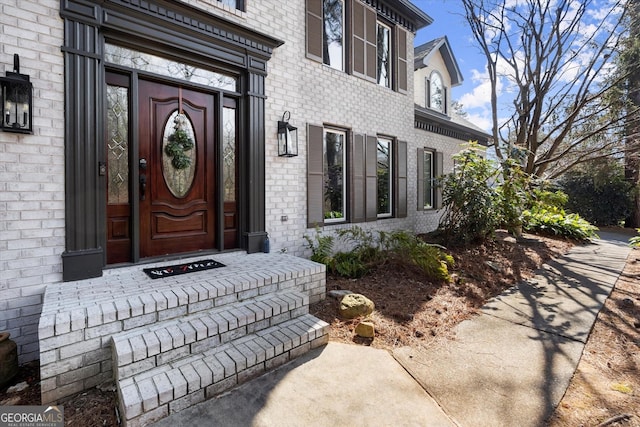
428 71 447 114
306 0 408 92
323 0 344 71
377 22 392 88
217 0 244 11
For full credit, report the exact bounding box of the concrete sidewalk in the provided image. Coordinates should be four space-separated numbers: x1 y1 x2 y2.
394 231 631 427
151 232 631 427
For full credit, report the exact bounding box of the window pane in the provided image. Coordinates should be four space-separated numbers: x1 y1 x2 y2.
107 85 129 205
223 106 236 201
377 138 392 216
323 0 343 71
105 44 238 91
377 23 391 87
324 130 345 221
162 111 197 198
218 0 240 9
423 151 433 208
430 72 444 113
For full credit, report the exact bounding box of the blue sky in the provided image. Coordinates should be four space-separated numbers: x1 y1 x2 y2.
412 0 491 130
410 0 626 134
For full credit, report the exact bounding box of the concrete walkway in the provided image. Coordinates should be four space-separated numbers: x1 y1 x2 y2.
151 232 631 427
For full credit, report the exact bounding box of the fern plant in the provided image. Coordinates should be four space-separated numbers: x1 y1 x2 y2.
303 228 334 267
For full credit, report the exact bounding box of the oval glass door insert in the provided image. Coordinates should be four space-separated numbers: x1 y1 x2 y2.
162 111 197 198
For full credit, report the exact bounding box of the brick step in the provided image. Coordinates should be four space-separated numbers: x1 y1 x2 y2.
111 291 309 381
118 314 329 427
38 252 326 405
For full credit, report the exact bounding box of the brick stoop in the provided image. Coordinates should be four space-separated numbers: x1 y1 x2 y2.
37 252 328 426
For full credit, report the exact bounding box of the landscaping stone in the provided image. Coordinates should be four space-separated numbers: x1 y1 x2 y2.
338 294 374 319
7 382 28 393
355 322 375 338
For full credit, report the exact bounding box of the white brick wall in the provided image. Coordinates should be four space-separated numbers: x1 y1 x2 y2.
205 1 428 257
1 0 465 363
0 0 65 363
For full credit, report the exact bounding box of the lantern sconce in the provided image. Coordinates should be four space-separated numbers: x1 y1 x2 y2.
277 111 298 157
1 54 33 134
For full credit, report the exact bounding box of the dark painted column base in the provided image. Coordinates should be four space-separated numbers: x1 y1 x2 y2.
62 248 104 282
245 231 268 254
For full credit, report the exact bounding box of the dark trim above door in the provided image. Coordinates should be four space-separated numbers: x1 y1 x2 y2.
60 0 283 281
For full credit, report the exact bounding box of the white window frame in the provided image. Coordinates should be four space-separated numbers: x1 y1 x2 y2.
377 137 393 218
323 128 347 223
376 21 393 88
428 71 446 114
423 150 434 209
323 0 345 71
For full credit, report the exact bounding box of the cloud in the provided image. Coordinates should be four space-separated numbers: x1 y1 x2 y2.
466 112 493 133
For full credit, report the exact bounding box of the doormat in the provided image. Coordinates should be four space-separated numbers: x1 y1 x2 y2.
143 259 225 279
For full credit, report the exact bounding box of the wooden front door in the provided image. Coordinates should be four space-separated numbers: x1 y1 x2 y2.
138 80 216 258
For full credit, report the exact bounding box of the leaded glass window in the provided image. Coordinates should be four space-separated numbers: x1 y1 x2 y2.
161 111 196 198
107 85 129 204
223 106 236 202
105 44 238 92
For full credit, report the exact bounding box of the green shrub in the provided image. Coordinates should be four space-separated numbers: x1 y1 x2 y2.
496 157 529 236
559 160 633 226
303 228 334 266
522 186 598 241
630 229 640 248
383 230 454 282
305 227 453 281
439 143 501 245
333 252 369 278
522 208 598 240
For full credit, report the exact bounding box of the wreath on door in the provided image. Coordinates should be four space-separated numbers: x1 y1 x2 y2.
164 113 194 169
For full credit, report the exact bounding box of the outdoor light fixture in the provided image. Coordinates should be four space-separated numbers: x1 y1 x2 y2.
1 54 33 134
277 111 298 157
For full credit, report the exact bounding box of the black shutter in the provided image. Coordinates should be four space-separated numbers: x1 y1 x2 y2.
307 124 324 227
352 0 366 77
350 133 366 223
365 135 378 221
306 0 323 62
435 151 444 209
364 6 377 81
395 140 407 218
397 27 408 93
352 0 376 81
417 148 424 211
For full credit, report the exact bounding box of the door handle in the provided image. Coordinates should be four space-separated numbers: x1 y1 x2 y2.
140 174 147 200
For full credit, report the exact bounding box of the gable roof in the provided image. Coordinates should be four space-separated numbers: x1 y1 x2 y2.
414 36 463 87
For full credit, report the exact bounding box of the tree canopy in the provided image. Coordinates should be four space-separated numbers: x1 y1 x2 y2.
461 0 640 179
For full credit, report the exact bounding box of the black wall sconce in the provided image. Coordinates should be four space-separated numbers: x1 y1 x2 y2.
1 54 33 134
277 111 298 157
